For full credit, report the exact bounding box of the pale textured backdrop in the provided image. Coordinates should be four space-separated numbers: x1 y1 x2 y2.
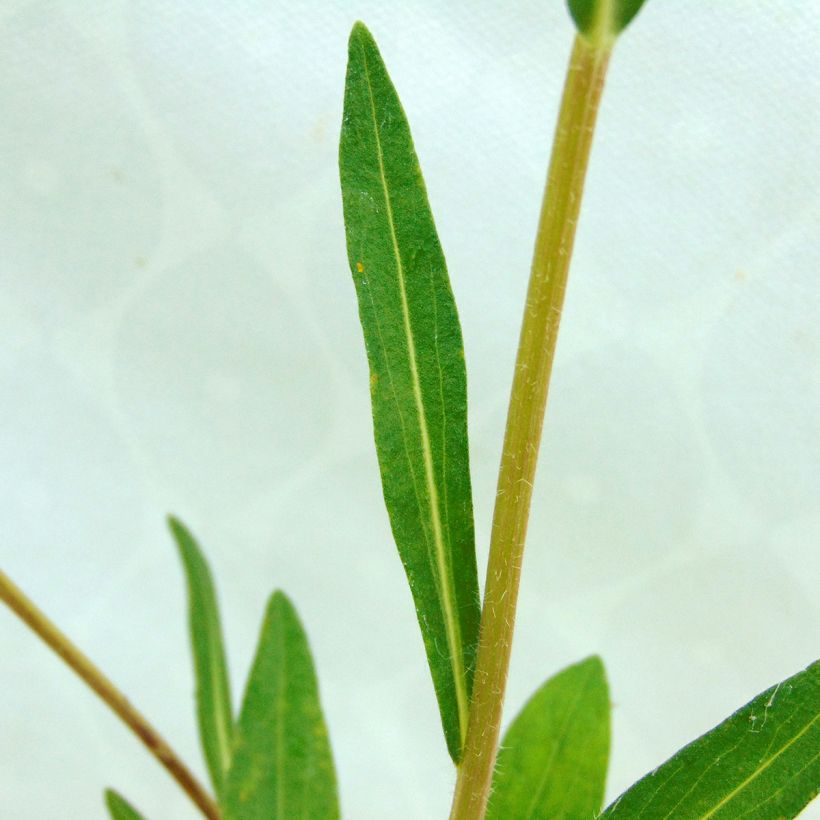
1 2 818 818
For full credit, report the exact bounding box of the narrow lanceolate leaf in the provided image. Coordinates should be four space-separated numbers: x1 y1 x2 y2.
223 591 339 820
487 656 610 820
104 789 145 820
567 0 649 43
602 660 820 819
168 516 234 800
339 20 480 762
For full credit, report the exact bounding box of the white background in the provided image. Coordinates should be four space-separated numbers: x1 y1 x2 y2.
1 2 818 818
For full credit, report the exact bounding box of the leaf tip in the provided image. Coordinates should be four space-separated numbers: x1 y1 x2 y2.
576 655 609 697
104 789 142 820
349 20 373 49
581 653 606 674
166 513 185 537
350 20 370 37
166 514 195 559
268 588 294 617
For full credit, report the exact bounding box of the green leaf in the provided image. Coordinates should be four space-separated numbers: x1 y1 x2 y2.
567 0 649 43
104 789 145 820
487 656 610 820
602 660 820 819
168 515 234 800
339 20 480 762
223 591 339 820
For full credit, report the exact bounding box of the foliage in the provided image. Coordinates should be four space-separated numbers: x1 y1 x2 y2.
339 20 480 762
2 3 817 819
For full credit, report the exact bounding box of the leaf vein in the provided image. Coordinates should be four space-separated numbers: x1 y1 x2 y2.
358 37 469 739
699 712 819 818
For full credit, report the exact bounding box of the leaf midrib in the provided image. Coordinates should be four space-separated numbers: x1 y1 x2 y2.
523 663 595 819
699 712 819 818
358 37 469 740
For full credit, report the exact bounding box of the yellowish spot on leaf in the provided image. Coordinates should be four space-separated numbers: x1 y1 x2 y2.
356 261 364 273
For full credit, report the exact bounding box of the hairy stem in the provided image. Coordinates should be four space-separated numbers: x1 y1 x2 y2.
0 568 219 820
450 34 611 819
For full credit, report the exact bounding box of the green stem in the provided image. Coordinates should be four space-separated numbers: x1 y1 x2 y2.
450 34 612 819
0 568 220 820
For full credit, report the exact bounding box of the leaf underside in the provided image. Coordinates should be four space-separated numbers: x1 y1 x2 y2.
487 656 610 820
104 789 145 820
168 515 234 801
339 20 480 762
602 660 820 819
223 591 339 820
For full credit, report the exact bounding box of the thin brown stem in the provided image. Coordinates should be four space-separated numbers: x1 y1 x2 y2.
450 34 612 819
0 568 219 820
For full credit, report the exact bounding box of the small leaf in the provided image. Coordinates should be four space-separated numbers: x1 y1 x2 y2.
602 660 820 819
487 656 610 820
567 0 649 43
168 515 234 800
339 20 480 762
223 591 339 820
104 789 145 820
